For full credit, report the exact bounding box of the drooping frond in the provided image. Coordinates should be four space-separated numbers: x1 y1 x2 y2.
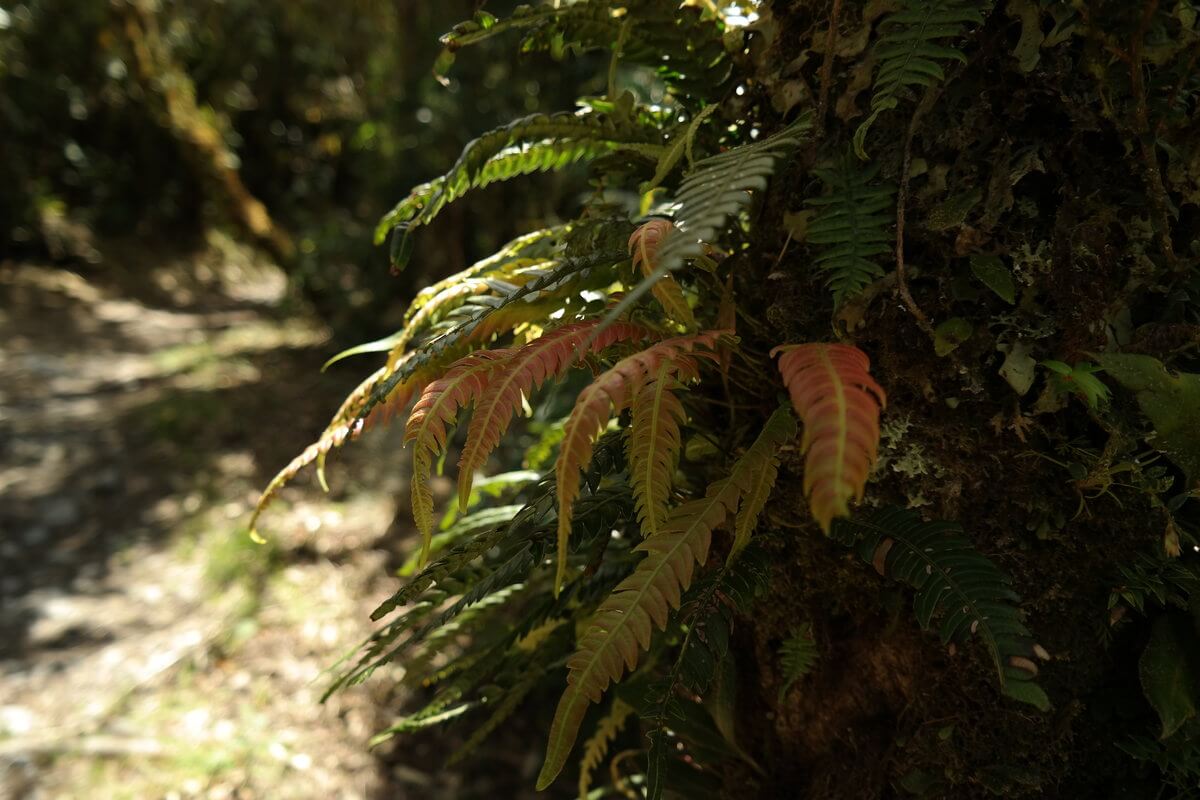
249 364 388 536
853 0 985 158
538 405 796 789
778 624 818 701
772 343 886 531
728 406 791 560
601 115 811 331
375 112 661 250
806 155 896 307
355 248 627 426
457 319 655 510
627 362 688 537
405 350 513 560
831 506 1050 710
554 331 728 593
324 227 566 370
577 697 634 800
629 219 696 329
437 1 730 99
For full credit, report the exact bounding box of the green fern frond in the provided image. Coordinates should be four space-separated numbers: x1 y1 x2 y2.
627 362 687 537
577 697 634 800
600 116 811 334
853 0 985 158
778 624 818 701
538 406 797 790
438 1 729 98
831 506 1050 710
375 112 662 249
806 155 895 307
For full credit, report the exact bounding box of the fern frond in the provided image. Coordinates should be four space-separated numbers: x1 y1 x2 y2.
249 364 388 536
406 350 513 560
853 0 985 158
778 624 818 701
628 362 687 537
831 506 1050 710
629 219 696 329
457 319 655 510
578 698 634 800
355 248 626 427
538 405 796 789
600 116 811 334
375 112 661 245
555 330 728 593
772 343 886 531
806 156 896 307
438 1 729 98
643 546 772 799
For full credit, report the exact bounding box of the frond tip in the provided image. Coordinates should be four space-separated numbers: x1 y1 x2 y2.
538 405 796 790
772 343 886 531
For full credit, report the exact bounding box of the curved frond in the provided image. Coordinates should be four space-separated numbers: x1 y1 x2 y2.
831 506 1050 710
554 330 728 593
629 220 696 329
772 343 886 531
376 112 661 247
628 362 687 537
577 698 634 800
457 319 655 510
406 350 513 560
538 405 796 789
853 0 985 158
598 115 811 335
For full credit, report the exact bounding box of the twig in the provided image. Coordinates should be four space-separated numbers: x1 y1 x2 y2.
1129 0 1180 271
815 0 845 138
894 92 939 342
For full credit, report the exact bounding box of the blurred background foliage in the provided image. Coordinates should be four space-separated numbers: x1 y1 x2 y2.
0 0 605 334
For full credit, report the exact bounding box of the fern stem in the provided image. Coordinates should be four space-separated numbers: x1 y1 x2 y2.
894 93 939 342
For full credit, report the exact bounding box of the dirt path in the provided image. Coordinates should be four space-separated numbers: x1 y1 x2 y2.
0 242 429 799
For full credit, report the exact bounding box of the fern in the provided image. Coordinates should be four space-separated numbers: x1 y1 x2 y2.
437 1 730 98
375 111 661 251
831 506 1050 710
772 343 887 531
600 115 811 335
554 330 727 593
629 219 696 329
356 248 626 427
538 406 797 789
577 697 634 800
778 624 818 701
806 156 896 307
853 0 985 158
457 319 654 510
644 546 774 799
627 361 687 537
406 350 513 559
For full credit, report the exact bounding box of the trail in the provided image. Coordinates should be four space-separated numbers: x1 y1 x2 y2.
0 241 426 799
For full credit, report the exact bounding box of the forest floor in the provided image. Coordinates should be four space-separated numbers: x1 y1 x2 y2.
0 235 454 799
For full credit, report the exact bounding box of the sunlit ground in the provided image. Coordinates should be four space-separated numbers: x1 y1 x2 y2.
0 238 433 799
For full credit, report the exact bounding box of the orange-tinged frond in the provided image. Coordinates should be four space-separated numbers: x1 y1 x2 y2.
553 330 727 594
627 362 686 536
405 349 513 560
771 343 886 531
629 219 696 329
457 320 653 510
537 405 795 789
